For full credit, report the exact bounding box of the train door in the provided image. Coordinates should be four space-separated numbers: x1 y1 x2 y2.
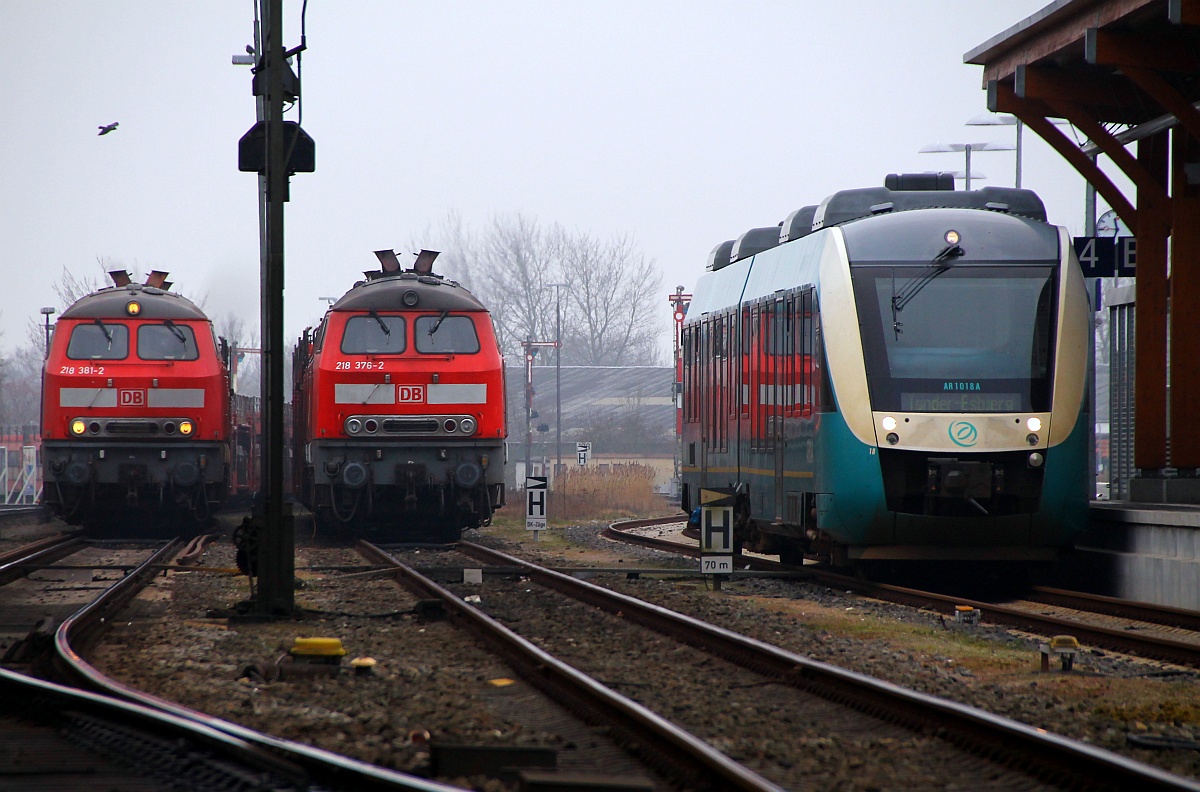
774 295 790 521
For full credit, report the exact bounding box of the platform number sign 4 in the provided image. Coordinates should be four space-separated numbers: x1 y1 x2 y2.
699 487 735 575
525 476 548 531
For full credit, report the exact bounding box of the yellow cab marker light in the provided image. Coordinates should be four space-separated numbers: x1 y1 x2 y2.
126 301 142 316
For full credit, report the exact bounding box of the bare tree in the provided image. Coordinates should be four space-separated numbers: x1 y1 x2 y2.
556 230 662 366
473 212 558 357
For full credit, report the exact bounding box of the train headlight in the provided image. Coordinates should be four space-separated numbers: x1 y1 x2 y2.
460 417 477 435
944 230 960 246
1027 417 1042 432
1028 452 1045 468
1026 433 1039 446
346 418 362 435
126 300 142 316
402 290 419 307
363 418 379 434
443 418 459 433
881 416 897 431
886 432 899 445
179 420 194 436
70 419 87 436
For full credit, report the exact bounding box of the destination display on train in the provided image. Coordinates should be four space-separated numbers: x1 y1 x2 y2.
901 392 1021 412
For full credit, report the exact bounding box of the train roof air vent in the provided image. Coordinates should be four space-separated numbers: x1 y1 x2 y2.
813 178 1046 229
706 240 735 271
730 227 782 263
779 206 818 243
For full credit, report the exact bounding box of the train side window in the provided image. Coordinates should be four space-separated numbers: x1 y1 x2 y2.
414 315 480 354
137 323 200 361
341 315 407 354
66 323 129 360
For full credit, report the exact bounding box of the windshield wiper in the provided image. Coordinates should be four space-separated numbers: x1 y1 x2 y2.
367 309 391 337
93 318 113 349
890 243 964 338
428 310 449 336
164 319 187 343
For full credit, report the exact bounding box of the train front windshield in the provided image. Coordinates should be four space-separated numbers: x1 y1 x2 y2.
852 264 1057 413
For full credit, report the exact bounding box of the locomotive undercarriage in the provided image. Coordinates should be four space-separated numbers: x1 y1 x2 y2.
305 440 505 540
42 441 227 526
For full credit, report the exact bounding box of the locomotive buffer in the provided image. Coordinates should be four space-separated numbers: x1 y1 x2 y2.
699 488 736 587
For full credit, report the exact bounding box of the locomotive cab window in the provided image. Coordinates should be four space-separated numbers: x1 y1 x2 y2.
137 322 199 360
67 322 129 360
341 314 407 354
415 314 480 354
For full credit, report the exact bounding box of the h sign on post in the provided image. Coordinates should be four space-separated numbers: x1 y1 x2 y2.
699 487 735 577
525 476 548 532
576 442 591 466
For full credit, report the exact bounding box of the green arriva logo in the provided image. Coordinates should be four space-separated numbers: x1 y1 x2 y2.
949 421 979 447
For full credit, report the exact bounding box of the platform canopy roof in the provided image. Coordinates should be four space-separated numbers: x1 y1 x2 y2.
965 0 1200 230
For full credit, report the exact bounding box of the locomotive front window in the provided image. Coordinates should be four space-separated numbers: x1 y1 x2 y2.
851 264 1057 412
137 323 199 360
66 322 129 360
414 314 480 354
341 314 407 354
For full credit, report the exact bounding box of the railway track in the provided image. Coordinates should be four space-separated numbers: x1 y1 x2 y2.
0 534 465 792
606 516 1200 669
442 538 1199 792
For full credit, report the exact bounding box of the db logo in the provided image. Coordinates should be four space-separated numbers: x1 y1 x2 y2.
119 389 147 407
396 385 425 403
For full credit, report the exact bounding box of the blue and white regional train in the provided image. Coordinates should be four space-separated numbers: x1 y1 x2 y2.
680 173 1090 567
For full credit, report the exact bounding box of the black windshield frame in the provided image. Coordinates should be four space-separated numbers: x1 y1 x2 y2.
340 314 407 355
137 323 200 361
67 323 129 360
851 263 1058 413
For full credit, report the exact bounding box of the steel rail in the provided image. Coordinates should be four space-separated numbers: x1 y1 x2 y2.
0 534 86 585
1028 585 1200 632
49 537 464 792
359 540 785 792
606 518 1200 668
460 538 1200 792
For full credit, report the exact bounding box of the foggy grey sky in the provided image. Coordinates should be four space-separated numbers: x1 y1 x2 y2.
1 2 1128 357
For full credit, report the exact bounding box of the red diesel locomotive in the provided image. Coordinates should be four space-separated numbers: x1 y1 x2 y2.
292 250 507 540
41 271 238 525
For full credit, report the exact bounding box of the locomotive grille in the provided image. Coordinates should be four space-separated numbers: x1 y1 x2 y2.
105 420 160 435
382 418 440 435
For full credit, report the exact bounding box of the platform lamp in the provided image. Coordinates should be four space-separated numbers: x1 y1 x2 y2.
967 113 1021 188
39 307 55 357
918 141 1014 191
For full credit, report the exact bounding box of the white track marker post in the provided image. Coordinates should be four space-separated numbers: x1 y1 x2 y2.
699 487 735 591
526 476 548 541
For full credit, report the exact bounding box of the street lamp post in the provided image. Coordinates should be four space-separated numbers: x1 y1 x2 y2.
39 307 55 357
918 140 1013 190
967 113 1021 187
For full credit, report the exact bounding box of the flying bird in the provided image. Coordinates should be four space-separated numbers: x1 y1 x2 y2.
98 122 119 136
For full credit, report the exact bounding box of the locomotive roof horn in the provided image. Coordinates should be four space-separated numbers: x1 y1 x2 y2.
412 249 440 275
108 270 132 287
374 249 403 273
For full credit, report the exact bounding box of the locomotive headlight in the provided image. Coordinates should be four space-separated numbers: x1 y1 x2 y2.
126 300 142 316
1027 417 1042 432
1028 452 1045 468
881 416 897 431
346 418 362 435
1026 433 1039 446
944 229 960 246
179 420 194 436
460 417 477 435
886 432 900 445
70 419 87 436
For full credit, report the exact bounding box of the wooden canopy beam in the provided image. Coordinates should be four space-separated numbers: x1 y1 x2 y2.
1085 28 1199 72
1016 64 1149 125
1121 66 1200 143
989 80 1138 228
